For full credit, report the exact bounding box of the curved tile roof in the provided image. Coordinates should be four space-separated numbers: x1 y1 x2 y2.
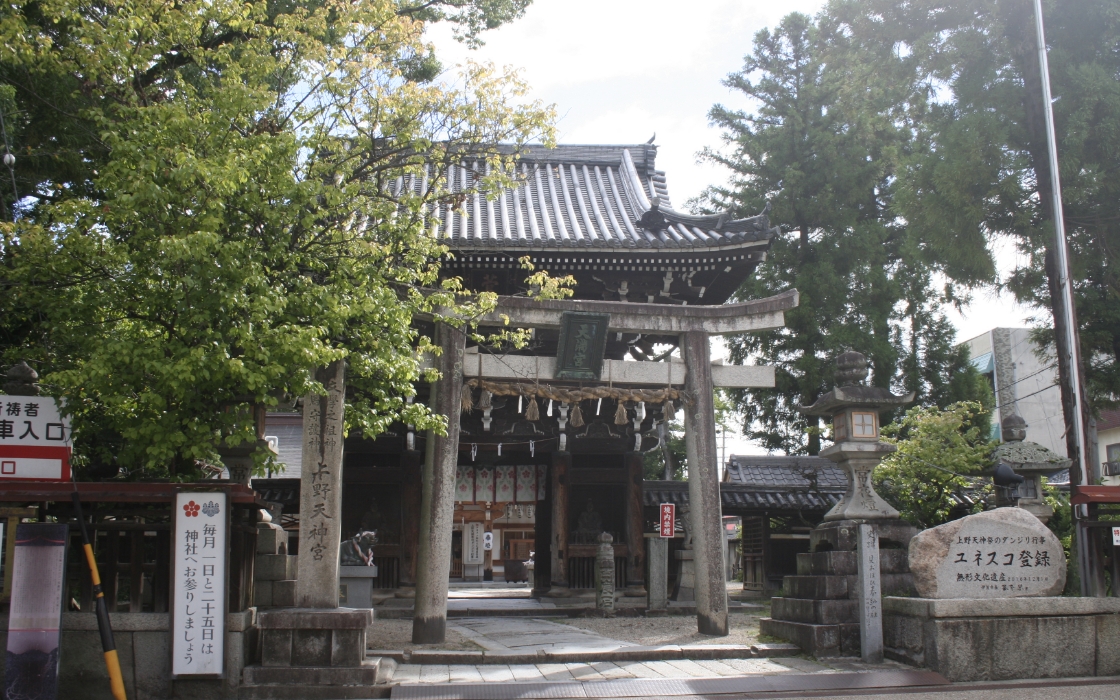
392 144 777 252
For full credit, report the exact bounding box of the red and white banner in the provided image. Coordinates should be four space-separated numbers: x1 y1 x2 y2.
659 503 675 538
0 397 71 481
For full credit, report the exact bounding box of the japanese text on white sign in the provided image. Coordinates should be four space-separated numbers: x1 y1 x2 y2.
0 397 71 481
172 492 227 677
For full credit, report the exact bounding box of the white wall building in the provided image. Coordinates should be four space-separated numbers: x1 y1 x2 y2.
962 328 1066 455
1098 409 1120 486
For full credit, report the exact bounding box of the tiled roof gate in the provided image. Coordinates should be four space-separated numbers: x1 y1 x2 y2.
392 145 777 252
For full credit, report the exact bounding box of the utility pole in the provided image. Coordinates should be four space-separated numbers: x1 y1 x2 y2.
1032 0 1094 595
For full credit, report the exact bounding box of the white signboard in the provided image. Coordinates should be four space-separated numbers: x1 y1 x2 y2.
483 531 493 551
1113 526 1120 546
172 492 228 677
0 397 71 481
464 522 484 565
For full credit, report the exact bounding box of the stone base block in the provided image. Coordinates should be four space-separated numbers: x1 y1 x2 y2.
796 549 909 576
811 519 918 552
256 554 298 581
257 609 373 668
771 597 857 625
241 658 393 700
257 524 289 555
759 617 860 657
255 580 273 607
883 596 1120 681
273 580 296 607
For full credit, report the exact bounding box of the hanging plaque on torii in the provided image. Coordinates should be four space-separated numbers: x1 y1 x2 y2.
555 312 610 380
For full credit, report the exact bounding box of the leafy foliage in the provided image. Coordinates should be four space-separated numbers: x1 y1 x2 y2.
0 0 555 479
874 402 995 528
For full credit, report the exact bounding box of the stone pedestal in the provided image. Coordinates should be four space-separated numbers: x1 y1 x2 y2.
258 609 374 668
883 597 1120 681
760 519 917 657
248 609 391 699
338 566 378 608
646 534 668 613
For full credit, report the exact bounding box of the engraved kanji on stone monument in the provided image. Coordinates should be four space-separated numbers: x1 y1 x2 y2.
297 360 346 608
595 532 615 613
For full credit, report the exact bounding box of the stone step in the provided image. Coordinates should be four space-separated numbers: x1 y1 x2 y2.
256 553 298 581
240 658 394 699
759 617 860 658
782 573 915 600
771 597 858 625
253 579 297 608
796 549 909 576
809 520 918 553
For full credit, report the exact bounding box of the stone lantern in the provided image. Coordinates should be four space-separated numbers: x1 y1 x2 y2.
800 351 915 522
991 414 1070 524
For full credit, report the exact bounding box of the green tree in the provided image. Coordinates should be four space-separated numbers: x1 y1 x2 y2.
705 11 988 455
842 0 1120 462
874 402 995 528
0 0 555 479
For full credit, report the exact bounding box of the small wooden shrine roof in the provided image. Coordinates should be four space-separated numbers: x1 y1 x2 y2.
405 144 777 252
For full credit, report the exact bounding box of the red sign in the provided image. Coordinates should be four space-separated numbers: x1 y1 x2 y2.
659 503 675 538
0 397 72 481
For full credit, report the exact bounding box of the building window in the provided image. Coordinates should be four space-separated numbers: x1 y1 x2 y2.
852 412 877 438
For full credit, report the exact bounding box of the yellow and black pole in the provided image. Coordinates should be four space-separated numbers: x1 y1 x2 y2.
72 491 128 700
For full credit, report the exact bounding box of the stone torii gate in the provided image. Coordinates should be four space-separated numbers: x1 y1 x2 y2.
412 289 798 642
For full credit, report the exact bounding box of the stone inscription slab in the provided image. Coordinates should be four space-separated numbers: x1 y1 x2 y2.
909 507 1066 599
857 524 882 662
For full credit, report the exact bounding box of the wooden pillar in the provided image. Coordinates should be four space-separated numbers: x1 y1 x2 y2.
549 450 571 594
533 463 552 596
412 322 466 643
399 449 423 587
624 453 646 594
681 330 729 636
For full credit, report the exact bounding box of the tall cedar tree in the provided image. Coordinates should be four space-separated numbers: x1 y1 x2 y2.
704 12 990 456
847 0 1120 469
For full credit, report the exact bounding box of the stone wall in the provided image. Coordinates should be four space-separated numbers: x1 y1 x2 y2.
883 597 1120 681
0 610 257 700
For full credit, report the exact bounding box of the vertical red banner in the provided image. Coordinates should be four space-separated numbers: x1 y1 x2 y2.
659 503 675 538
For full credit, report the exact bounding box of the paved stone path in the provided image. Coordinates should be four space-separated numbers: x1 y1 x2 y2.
391 656 830 685
448 617 631 652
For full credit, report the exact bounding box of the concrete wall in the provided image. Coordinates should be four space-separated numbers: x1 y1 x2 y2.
0 610 257 700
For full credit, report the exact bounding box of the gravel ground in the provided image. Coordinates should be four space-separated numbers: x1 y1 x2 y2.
557 612 764 646
368 619 483 652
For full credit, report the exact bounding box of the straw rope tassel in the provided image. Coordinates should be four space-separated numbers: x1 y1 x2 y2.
461 386 474 413
525 396 540 421
570 402 584 428
614 399 628 425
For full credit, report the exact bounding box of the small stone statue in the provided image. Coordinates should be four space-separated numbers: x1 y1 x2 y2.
576 498 602 535
4 362 40 396
339 530 377 566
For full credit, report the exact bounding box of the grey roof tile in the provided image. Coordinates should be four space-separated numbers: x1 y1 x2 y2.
397 145 777 252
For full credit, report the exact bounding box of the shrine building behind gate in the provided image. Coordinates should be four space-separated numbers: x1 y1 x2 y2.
253 143 787 600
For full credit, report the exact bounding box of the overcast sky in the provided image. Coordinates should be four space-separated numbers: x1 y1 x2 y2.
428 1 1039 454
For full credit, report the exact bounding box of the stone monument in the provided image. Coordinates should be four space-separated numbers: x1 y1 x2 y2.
594 532 615 614
990 414 1070 523
761 351 918 659
884 506 1120 681
252 361 379 696
338 530 379 608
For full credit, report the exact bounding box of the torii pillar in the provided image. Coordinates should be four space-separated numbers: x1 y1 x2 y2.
412 322 466 643
681 331 729 636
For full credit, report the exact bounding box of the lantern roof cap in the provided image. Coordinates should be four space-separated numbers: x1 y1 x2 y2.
799 351 913 416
